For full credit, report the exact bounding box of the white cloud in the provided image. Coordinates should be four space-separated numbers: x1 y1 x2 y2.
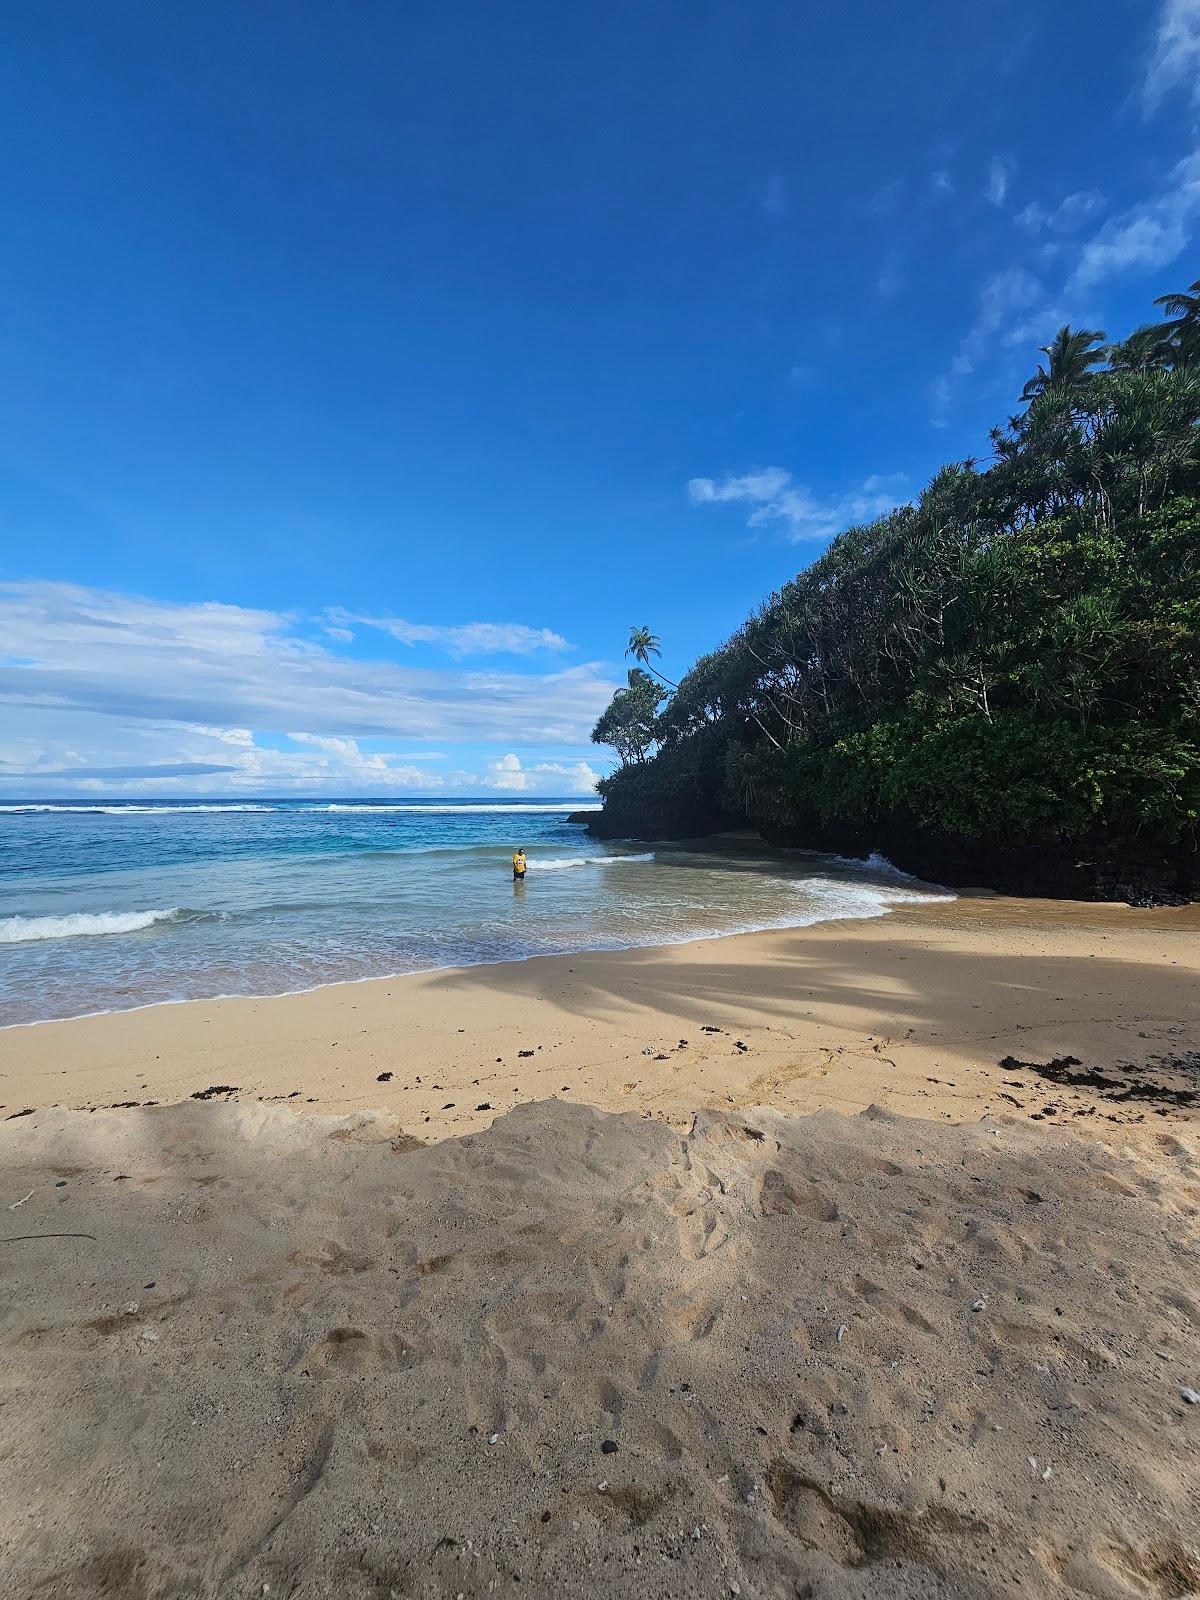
1069 148 1200 289
931 169 954 196
932 266 1045 424
288 730 443 765
534 759 600 789
688 469 908 542
688 468 792 506
332 610 570 657
970 266 1045 345
481 753 599 795
935 150 1200 424
986 157 1014 207
1016 190 1105 234
0 715 463 796
0 581 615 795
1144 0 1200 113
929 13 1199 427
483 752 529 791
280 732 450 789
183 724 256 747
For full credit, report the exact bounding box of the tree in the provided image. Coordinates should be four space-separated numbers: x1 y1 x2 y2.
626 625 677 688
1107 324 1171 373
591 668 666 767
1020 325 1108 402
1154 278 1200 366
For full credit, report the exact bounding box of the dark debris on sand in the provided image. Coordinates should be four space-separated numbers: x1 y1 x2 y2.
998 1051 1198 1112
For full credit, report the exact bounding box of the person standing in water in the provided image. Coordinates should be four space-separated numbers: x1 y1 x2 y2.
512 847 527 881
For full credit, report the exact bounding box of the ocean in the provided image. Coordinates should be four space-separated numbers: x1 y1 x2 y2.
0 800 952 1026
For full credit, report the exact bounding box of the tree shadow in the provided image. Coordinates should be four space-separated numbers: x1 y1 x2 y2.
422 924 1200 1048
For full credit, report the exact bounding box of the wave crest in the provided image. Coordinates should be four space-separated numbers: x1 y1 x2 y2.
0 909 181 944
322 803 598 814
0 801 599 816
533 853 655 871
0 804 274 815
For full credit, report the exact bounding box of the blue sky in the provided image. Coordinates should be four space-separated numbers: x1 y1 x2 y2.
2 0 1199 796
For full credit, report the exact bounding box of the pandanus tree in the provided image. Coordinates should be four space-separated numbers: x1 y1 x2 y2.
1020 325 1108 402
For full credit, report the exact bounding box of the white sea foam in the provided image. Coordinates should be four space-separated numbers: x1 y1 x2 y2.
0 804 275 815
0 801 598 816
321 803 599 814
787 876 952 922
533 852 655 870
0 909 180 944
819 849 935 886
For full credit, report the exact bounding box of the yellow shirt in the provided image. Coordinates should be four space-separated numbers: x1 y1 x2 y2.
513 853 526 871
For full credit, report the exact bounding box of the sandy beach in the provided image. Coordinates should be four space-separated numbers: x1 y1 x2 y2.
2 896 1199 1597
3 893 1198 1136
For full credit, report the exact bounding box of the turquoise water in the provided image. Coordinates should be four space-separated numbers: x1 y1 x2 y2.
0 799 950 1025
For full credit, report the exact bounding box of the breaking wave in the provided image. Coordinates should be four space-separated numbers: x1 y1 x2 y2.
0 801 598 816
320 803 598 814
533 853 655 870
0 909 182 944
0 804 275 815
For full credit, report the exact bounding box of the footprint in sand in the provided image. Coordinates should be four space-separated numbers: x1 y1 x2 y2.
301 1326 408 1376
287 1239 372 1276
851 1274 936 1334
596 1377 624 1430
757 1168 839 1222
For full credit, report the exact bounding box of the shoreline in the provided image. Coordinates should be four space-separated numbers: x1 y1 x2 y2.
4 891 1197 1139
0 861 952 1034
0 835 951 1034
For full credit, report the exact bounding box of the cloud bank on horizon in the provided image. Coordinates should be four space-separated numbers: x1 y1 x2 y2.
0 582 610 797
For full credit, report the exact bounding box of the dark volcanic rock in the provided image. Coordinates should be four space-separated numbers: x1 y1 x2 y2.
757 815 1199 907
582 795 745 843
580 798 1197 906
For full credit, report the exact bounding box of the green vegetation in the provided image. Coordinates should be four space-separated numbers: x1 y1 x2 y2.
625 624 677 689
591 667 665 768
592 280 1200 879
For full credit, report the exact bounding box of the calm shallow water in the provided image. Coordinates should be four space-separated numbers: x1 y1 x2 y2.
0 800 952 1025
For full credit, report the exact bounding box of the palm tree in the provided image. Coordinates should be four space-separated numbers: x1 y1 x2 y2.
1154 278 1200 365
626 625 677 689
1020 325 1108 402
1107 323 1171 373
